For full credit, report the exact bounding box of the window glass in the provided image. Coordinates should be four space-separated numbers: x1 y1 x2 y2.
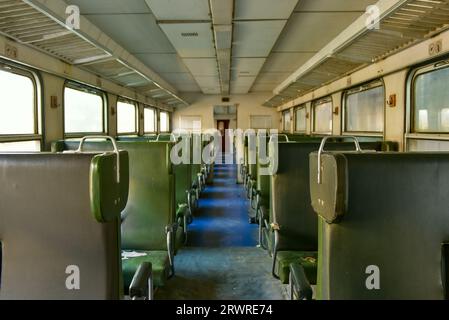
345 84 384 133
144 107 156 133
64 86 104 134
117 101 137 134
0 140 41 152
313 99 333 134
414 66 449 133
282 110 291 132
0 69 35 135
160 111 170 132
408 139 449 152
295 106 307 132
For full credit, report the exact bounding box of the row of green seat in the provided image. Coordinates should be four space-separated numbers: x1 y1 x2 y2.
0 133 213 300
241 134 404 298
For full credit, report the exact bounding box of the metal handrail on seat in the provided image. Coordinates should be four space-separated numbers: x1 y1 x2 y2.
76 135 121 183
317 135 362 184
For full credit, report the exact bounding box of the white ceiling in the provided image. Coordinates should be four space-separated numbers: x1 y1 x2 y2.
67 0 378 98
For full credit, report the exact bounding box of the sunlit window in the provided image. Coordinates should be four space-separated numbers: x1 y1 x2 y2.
0 64 41 152
345 82 384 133
144 107 156 133
0 69 36 135
64 85 104 134
160 111 170 132
313 98 333 134
282 110 291 132
117 100 137 134
413 66 449 133
295 106 307 132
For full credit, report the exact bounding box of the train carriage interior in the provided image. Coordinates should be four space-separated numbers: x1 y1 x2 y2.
2 0 449 301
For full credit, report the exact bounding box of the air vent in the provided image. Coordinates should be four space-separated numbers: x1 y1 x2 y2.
181 32 199 37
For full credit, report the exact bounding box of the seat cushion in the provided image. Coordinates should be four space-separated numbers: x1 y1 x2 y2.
122 250 169 293
175 226 185 254
276 251 317 285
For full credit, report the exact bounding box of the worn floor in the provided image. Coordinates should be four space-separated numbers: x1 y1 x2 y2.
156 157 287 300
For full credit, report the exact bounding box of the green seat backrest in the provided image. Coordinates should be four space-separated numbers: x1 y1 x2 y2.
191 134 202 182
310 152 449 300
270 141 397 252
53 141 175 251
0 152 128 300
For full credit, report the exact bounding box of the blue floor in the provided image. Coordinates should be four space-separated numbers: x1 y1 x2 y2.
187 162 258 247
155 159 286 300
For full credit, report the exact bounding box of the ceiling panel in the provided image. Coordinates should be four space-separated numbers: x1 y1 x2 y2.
233 21 287 57
295 0 378 12
84 14 176 54
231 58 266 76
195 76 220 88
145 0 211 20
159 23 215 58
183 58 219 76
175 83 202 92
67 0 151 14
262 52 316 73
135 53 189 73
234 0 298 20
273 12 363 52
160 72 198 84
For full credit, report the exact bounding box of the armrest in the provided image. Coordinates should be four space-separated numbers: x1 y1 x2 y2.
289 262 313 300
129 262 153 300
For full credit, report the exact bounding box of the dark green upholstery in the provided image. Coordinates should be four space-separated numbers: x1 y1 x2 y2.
277 251 317 285
268 140 398 285
53 140 177 292
122 251 169 288
0 152 128 299
310 152 449 299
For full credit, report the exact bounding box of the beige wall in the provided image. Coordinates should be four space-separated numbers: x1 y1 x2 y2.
173 93 280 132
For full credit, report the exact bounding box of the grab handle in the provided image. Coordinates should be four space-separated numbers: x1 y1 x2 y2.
269 134 290 143
317 136 361 184
77 136 120 183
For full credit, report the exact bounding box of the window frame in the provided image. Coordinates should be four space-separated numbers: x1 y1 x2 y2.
312 96 333 136
63 81 107 138
143 106 157 134
116 98 138 136
405 59 449 151
342 79 385 137
294 104 307 133
159 110 170 133
282 109 291 133
0 60 42 149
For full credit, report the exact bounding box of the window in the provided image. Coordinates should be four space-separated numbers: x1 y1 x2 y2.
180 116 202 133
144 107 156 133
117 100 137 135
0 64 41 151
160 111 170 132
64 84 105 135
282 110 291 132
295 105 307 132
250 115 272 130
413 65 449 133
313 98 333 134
344 81 384 134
